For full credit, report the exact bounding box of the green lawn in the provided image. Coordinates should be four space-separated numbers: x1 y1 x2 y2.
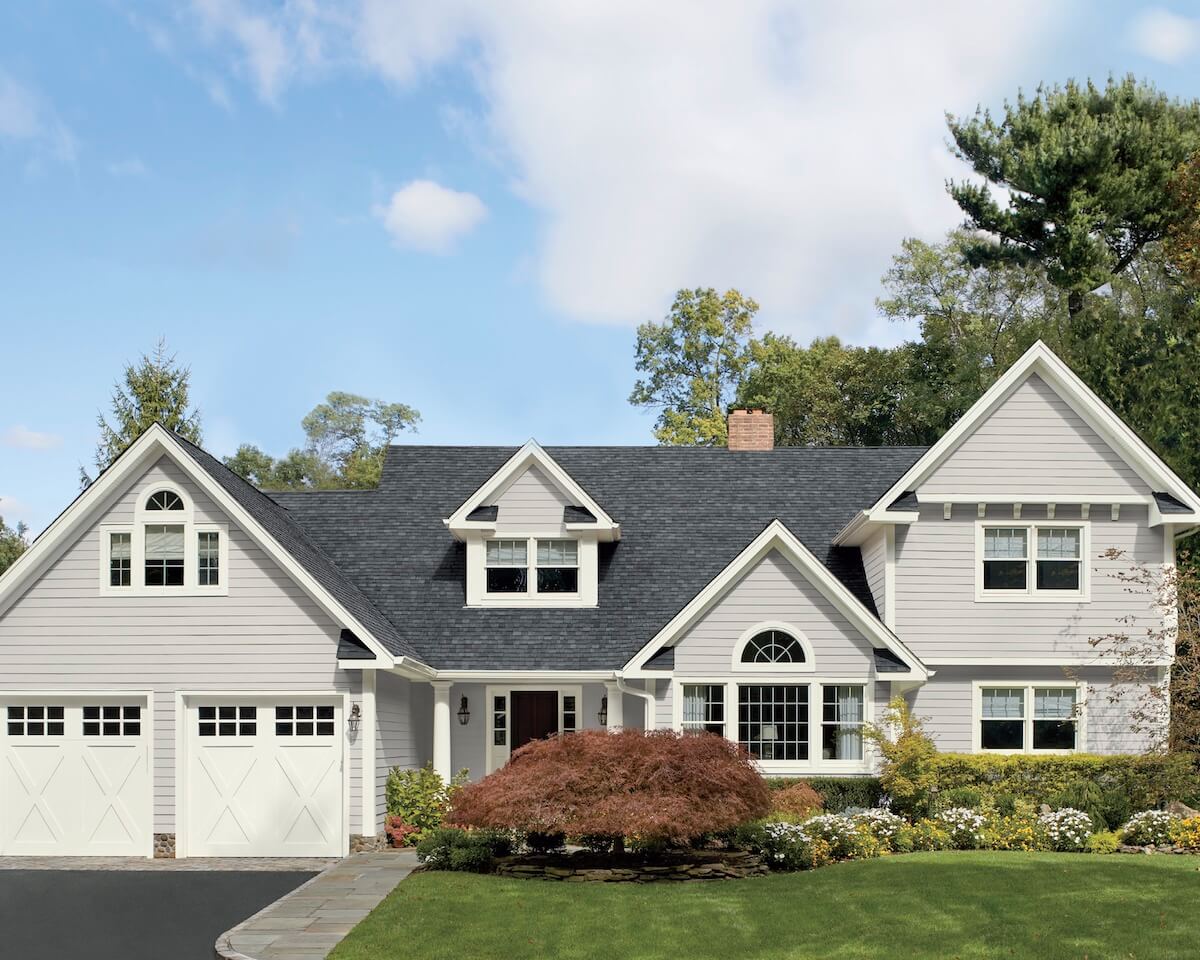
328 852 1200 960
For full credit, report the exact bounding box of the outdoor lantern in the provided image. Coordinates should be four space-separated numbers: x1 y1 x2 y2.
348 702 361 733
457 695 471 725
597 695 608 726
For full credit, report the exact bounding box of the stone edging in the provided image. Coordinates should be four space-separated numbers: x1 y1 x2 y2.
213 860 343 960
494 851 768 882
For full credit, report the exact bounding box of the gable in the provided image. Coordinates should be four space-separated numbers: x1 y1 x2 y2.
493 465 574 532
919 374 1147 500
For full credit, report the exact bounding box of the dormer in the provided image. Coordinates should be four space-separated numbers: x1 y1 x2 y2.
444 441 619 608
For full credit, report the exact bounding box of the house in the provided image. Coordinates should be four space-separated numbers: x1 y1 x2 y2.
1 341 1196 860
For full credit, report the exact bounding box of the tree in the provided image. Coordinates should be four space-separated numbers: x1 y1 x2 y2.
947 76 1200 319
1166 154 1200 285
864 696 938 818
225 391 420 490
0 515 29 577
629 288 757 445
95 339 201 471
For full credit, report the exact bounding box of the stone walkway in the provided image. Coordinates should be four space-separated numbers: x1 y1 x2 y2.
216 849 418 960
0 855 336 872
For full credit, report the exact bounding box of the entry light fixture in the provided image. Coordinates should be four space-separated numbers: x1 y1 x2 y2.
597 696 608 726
348 702 361 733
457 696 471 726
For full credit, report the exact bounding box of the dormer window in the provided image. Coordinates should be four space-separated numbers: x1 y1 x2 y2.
536 540 578 593
480 537 583 601
485 540 528 593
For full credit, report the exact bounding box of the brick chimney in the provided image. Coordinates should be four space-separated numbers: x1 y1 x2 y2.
727 409 774 451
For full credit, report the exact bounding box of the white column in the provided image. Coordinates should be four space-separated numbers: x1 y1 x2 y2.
604 681 624 731
432 681 453 782
360 669 377 837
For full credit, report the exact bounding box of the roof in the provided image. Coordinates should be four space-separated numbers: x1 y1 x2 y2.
271 444 926 671
1154 492 1192 515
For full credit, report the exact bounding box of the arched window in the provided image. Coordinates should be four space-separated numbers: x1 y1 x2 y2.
740 629 806 665
145 490 184 511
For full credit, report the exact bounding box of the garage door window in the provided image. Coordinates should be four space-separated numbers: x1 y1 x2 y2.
198 705 257 737
82 705 141 737
6 705 65 736
275 705 335 736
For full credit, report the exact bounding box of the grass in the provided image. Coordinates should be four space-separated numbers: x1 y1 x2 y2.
328 852 1200 960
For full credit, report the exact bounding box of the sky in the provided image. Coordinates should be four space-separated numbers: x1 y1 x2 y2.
3 1 1200 535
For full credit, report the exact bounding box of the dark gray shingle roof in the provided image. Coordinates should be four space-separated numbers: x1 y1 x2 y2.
271 445 926 671
1154 492 1192 514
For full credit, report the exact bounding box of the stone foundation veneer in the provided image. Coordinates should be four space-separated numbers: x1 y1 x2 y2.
349 833 388 854
495 851 768 882
153 834 176 859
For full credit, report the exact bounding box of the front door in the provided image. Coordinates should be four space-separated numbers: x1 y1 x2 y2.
510 691 558 750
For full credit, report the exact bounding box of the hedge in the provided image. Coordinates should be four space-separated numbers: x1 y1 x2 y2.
769 777 884 811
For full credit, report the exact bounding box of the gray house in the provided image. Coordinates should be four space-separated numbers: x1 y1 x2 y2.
1 341 1195 859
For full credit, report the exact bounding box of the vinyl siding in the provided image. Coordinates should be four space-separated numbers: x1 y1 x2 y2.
908 666 1163 754
919 374 1147 500
672 550 875 675
374 672 431 831
0 455 365 835
493 466 572 533
894 502 1166 661
861 528 887 619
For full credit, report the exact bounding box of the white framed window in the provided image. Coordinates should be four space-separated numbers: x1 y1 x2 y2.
485 685 583 773
731 621 815 672
485 539 528 593
109 532 132 587
536 539 578 594
975 521 1088 601
821 685 865 761
681 684 725 735
145 523 185 586
974 682 1083 753
738 684 809 762
483 538 580 598
198 531 221 587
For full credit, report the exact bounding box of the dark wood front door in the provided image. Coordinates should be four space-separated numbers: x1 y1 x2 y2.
510 691 558 750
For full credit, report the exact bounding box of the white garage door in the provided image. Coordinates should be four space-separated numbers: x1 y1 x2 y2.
0 695 152 856
184 697 344 857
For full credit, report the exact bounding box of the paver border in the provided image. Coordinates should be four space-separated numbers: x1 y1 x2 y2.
215 863 342 960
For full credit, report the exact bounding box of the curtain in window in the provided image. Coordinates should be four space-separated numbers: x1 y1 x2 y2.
486 540 527 564
984 528 1027 559
837 687 863 760
536 540 577 564
110 534 130 560
144 525 184 559
1035 688 1076 719
682 687 705 726
982 687 1024 718
1037 529 1080 559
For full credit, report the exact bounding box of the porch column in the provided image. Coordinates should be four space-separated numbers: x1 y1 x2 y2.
604 680 624 731
432 681 453 782
360 669 377 836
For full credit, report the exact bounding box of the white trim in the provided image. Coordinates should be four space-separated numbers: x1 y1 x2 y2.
444 440 620 541
974 520 1090 603
484 683 584 774
437 669 616 682
467 535 598 608
883 526 896 629
98 520 230 597
623 520 927 679
360 670 377 837
970 680 1087 755
927 657 1173 667
730 621 815 673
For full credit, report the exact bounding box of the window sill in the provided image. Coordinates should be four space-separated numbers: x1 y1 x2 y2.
470 597 595 608
100 585 230 598
974 591 1089 604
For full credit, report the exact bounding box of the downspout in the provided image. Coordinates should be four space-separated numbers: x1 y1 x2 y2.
615 675 658 728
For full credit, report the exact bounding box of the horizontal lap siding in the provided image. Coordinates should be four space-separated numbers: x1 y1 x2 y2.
493 466 571 534
0 456 362 834
673 550 874 676
895 503 1164 661
374 673 430 832
919 374 1147 500
861 529 887 618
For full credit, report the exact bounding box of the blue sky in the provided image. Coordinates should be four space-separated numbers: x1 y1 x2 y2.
2 1 1199 534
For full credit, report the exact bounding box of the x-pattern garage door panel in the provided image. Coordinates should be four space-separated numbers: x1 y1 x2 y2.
186 700 343 857
0 698 151 856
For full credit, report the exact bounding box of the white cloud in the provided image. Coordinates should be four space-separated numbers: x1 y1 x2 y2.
1133 8 1199 64
2 425 63 451
0 70 76 164
375 179 487 253
190 0 299 104
107 156 148 177
0 495 33 529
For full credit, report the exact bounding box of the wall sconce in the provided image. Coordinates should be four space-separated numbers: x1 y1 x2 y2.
457 695 471 726
348 703 361 733
597 696 608 726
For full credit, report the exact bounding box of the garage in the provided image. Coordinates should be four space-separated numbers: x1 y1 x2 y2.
182 696 345 858
0 694 152 856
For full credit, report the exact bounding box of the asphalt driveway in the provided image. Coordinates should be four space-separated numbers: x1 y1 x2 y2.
0 869 316 960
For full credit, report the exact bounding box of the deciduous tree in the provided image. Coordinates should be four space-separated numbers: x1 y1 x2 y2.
0 515 28 576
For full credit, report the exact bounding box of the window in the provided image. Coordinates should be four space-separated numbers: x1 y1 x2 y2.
983 528 1027 591
275 705 335 737
145 524 184 586
1037 528 1081 591
83 705 141 737
1033 688 1078 750
738 685 808 761
740 630 806 665
562 694 577 734
980 687 1025 749
198 531 220 586
109 532 131 587
485 539 528 593
682 684 725 735
145 490 184 511
198 705 257 737
536 539 578 593
978 685 1080 753
821 685 864 760
492 695 507 746
6 705 65 737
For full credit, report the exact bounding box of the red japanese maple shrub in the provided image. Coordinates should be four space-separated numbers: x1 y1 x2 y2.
770 781 824 820
448 729 770 847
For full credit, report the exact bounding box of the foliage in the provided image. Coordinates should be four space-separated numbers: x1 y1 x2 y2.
946 76 1200 317
524 831 566 855
415 827 513 872
981 814 1041 852
1086 830 1122 855
0 515 29 577
864 697 938 817
225 391 419 490
797 813 881 861
1122 810 1178 846
850 809 906 847
629 288 757 445
769 776 883 812
449 730 770 847
769 781 823 820
1167 154 1200 284
1038 808 1094 852
94 339 202 473
384 815 419 847
385 764 468 834
1170 816 1200 849
933 786 983 812
752 821 834 871
1048 780 1110 833
935 808 986 850
898 819 952 852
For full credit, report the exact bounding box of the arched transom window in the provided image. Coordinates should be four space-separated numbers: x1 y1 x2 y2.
740 629 806 665
145 489 185 511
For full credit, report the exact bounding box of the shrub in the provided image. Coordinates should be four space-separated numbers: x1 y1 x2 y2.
850 809 906 849
384 814 419 847
771 777 883 812
449 730 771 847
900 819 952 851
385 764 468 833
982 814 1042 851
575 834 621 855
934 786 983 812
524 831 566 854
935 807 985 849
799 813 880 860
1086 830 1121 854
990 792 1020 816
415 827 513 872
865 698 938 817
1171 816 1200 849
770 781 824 820
1048 780 1109 834
754 821 833 871
1038 808 1093 851
1122 810 1178 846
